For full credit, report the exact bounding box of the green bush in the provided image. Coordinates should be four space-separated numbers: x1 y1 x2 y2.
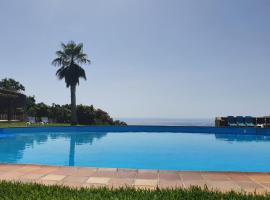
26 96 126 125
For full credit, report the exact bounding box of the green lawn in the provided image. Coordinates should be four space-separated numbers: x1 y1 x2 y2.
0 181 269 200
0 121 71 128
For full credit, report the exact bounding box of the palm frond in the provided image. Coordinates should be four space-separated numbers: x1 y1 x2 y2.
56 50 66 58
61 42 66 49
56 66 67 80
75 53 91 64
52 41 90 87
76 65 87 80
74 43 83 55
52 58 63 66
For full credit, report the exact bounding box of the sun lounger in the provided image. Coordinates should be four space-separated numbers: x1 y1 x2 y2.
26 117 36 126
257 124 264 128
236 116 246 127
245 116 254 127
41 117 49 125
227 116 237 127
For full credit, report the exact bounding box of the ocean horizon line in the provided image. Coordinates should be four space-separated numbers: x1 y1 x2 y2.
117 117 214 126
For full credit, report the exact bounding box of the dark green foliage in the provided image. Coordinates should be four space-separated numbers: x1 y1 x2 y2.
25 96 126 125
26 97 49 118
0 122 71 128
0 78 25 91
26 96 36 109
77 105 126 125
49 104 71 123
35 103 49 118
26 96 37 117
77 105 96 124
0 181 269 200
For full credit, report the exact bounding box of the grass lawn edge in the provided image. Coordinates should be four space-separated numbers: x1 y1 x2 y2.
0 180 269 200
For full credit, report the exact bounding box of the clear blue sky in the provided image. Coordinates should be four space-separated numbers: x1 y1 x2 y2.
1 0 270 118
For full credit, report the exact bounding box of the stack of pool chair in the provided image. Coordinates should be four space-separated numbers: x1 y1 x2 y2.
227 116 255 127
245 116 255 127
264 117 270 128
227 116 237 127
236 116 246 127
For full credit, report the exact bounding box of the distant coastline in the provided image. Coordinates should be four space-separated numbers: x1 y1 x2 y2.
117 118 214 126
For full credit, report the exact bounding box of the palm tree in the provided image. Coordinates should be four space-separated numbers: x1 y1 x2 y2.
52 41 90 125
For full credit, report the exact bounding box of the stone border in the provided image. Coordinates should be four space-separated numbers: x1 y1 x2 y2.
0 164 269 194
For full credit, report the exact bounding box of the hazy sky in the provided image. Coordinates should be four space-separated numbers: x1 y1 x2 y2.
1 0 270 118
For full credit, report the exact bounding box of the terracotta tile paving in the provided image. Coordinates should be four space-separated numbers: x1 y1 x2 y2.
248 174 270 183
262 183 270 188
74 168 97 176
31 166 59 174
137 170 158 179
41 174 66 181
117 169 137 179
62 175 89 183
0 165 21 172
12 166 42 173
180 172 204 181
0 164 270 193
37 180 61 186
159 179 183 189
86 177 111 184
236 181 265 190
159 170 180 180
108 178 134 188
206 180 241 192
202 173 231 181
0 171 25 181
98 168 117 172
92 168 118 178
20 173 46 180
227 173 252 181
183 180 209 189
134 179 158 190
49 167 79 175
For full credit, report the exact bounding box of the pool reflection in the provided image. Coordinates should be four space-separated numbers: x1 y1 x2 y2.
0 132 107 165
66 132 107 166
1 131 270 168
215 134 270 142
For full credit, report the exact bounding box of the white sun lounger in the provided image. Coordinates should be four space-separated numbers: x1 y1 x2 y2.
41 117 49 125
26 117 36 126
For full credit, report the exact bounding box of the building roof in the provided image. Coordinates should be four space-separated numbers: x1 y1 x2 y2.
0 88 26 108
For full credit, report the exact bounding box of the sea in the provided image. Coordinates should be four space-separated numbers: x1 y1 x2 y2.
117 118 214 126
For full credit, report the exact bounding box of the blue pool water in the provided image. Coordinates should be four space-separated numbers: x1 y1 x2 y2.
0 126 270 172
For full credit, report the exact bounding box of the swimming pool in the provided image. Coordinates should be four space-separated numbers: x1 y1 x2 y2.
1 126 270 172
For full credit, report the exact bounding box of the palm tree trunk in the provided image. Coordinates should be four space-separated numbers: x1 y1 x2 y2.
70 85 77 125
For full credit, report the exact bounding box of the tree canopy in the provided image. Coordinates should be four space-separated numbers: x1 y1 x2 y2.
26 96 126 125
0 78 25 92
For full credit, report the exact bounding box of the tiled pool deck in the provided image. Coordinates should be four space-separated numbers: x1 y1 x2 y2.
0 164 270 194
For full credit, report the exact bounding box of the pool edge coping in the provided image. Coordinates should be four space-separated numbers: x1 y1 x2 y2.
0 163 270 193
